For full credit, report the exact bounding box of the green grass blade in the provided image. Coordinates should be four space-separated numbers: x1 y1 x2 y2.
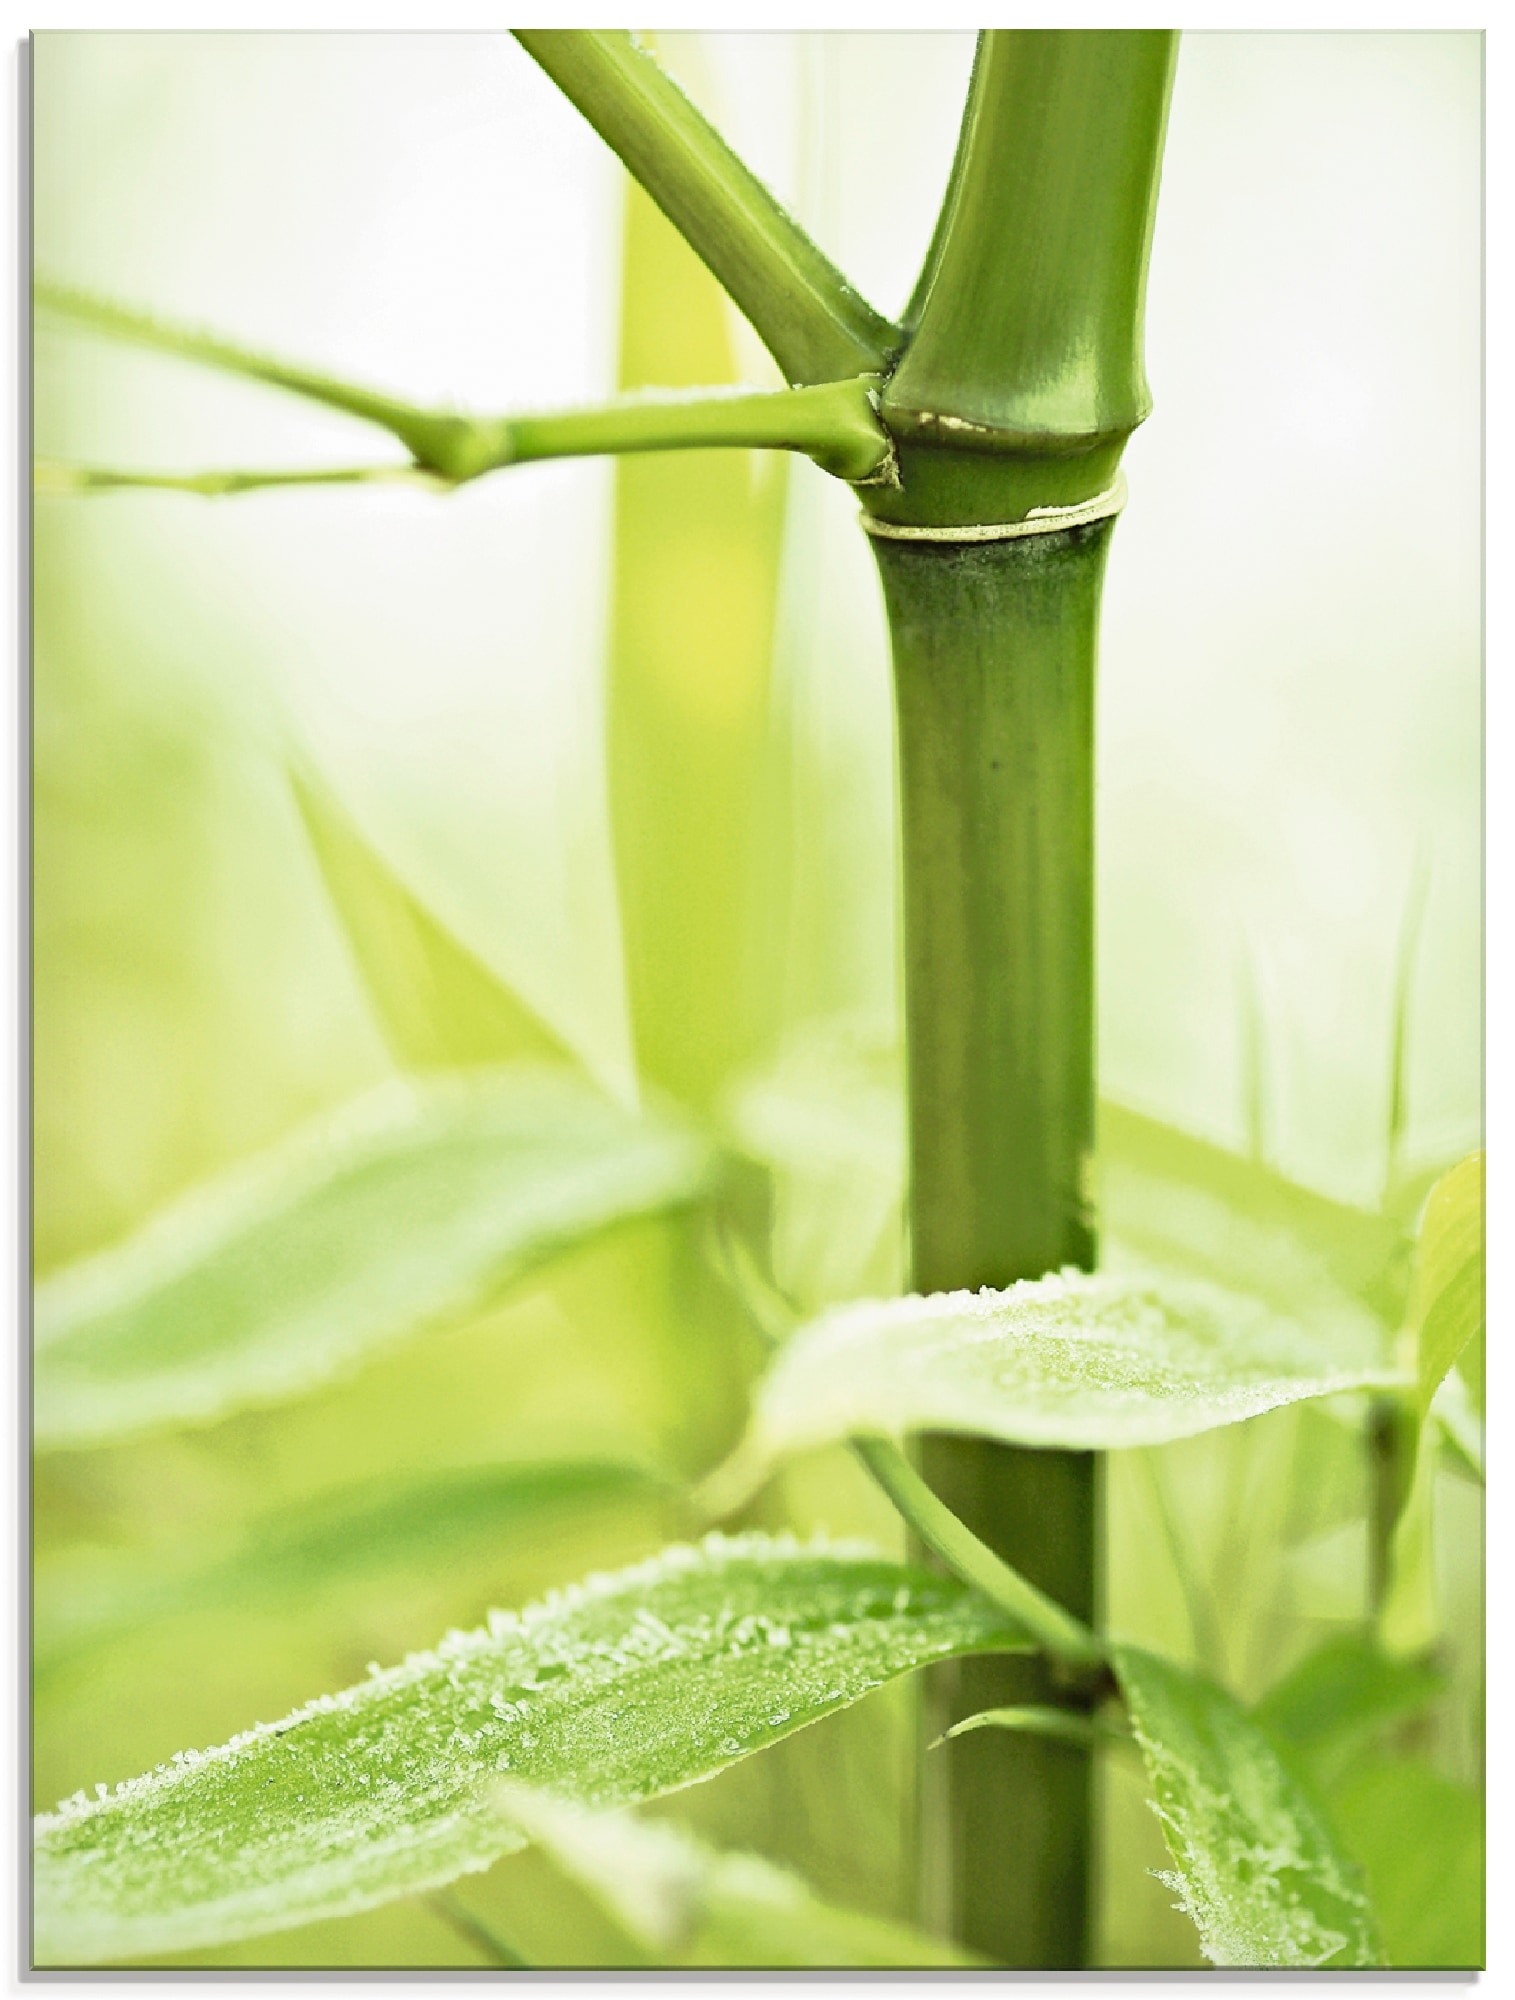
34 1066 711 1451
289 767 574 1073
1113 1643 1384 1968
495 1788 983 1967
33 1533 1030 1964
512 32 898 385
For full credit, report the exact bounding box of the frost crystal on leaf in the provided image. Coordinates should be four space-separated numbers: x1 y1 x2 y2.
1114 1643 1383 1968
33 1533 1027 1965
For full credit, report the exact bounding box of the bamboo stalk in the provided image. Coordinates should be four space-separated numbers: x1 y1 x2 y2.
862 33 1177 1966
873 516 1112 1965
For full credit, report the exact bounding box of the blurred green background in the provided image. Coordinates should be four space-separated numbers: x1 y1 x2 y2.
32 32 1481 1969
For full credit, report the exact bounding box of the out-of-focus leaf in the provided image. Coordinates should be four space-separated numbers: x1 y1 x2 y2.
724 1020 904 1309
290 767 573 1073
35 1066 712 1451
1252 1634 1443 1781
1097 1101 1409 1334
35 1460 671 1674
495 1787 980 1968
1113 1643 1383 1968
1408 1152 1484 1413
1378 1447 1437 1660
1325 1760 1483 1968
728 1032 1409 1334
33 1533 1031 1964
720 1269 1400 1489
609 131 790 1115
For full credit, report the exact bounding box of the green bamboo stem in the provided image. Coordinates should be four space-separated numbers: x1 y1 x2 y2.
874 517 1112 1968
513 31 898 386
863 35 1175 1967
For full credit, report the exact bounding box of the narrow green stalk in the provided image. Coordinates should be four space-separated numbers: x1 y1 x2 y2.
938 1707 1132 1754
507 379 890 480
36 284 890 485
1369 1393 1425 1637
513 31 898 386
34 460 437 498
853 1437 1104 1673
427 1890 530 1969
1382 853 1429 1209
35 279 492 476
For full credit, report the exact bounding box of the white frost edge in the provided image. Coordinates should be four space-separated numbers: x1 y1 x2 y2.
34 1530 890 1832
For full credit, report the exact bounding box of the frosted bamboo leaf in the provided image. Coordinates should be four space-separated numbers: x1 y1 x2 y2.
725 1267 1402 1482
34 1066 710 1451
495 1787 981 1967
1113 1644 1384 1968
33 1533 1031 1965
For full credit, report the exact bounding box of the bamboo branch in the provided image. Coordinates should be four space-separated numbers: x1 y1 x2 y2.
35 281 495 477
34 460 440 498
513 31 899 386
852 1437 1105 1675
37 284 893 486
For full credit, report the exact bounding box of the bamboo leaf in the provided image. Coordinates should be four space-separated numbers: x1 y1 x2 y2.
722 1267 1400 1487
730 1031 1410 1332
1324 1760 1483 1968
34 1067 711 1451
1251 1634 1443 1782
1408 1151 1484 1412
35 1460 670 1675
1097 1100 1409 1335
289 767 575 1073
1113 1643 1384 1968
33 1533 1030 1964
495 1788 982 1967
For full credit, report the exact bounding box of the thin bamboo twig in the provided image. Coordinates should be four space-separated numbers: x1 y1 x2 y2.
37 284 892 485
